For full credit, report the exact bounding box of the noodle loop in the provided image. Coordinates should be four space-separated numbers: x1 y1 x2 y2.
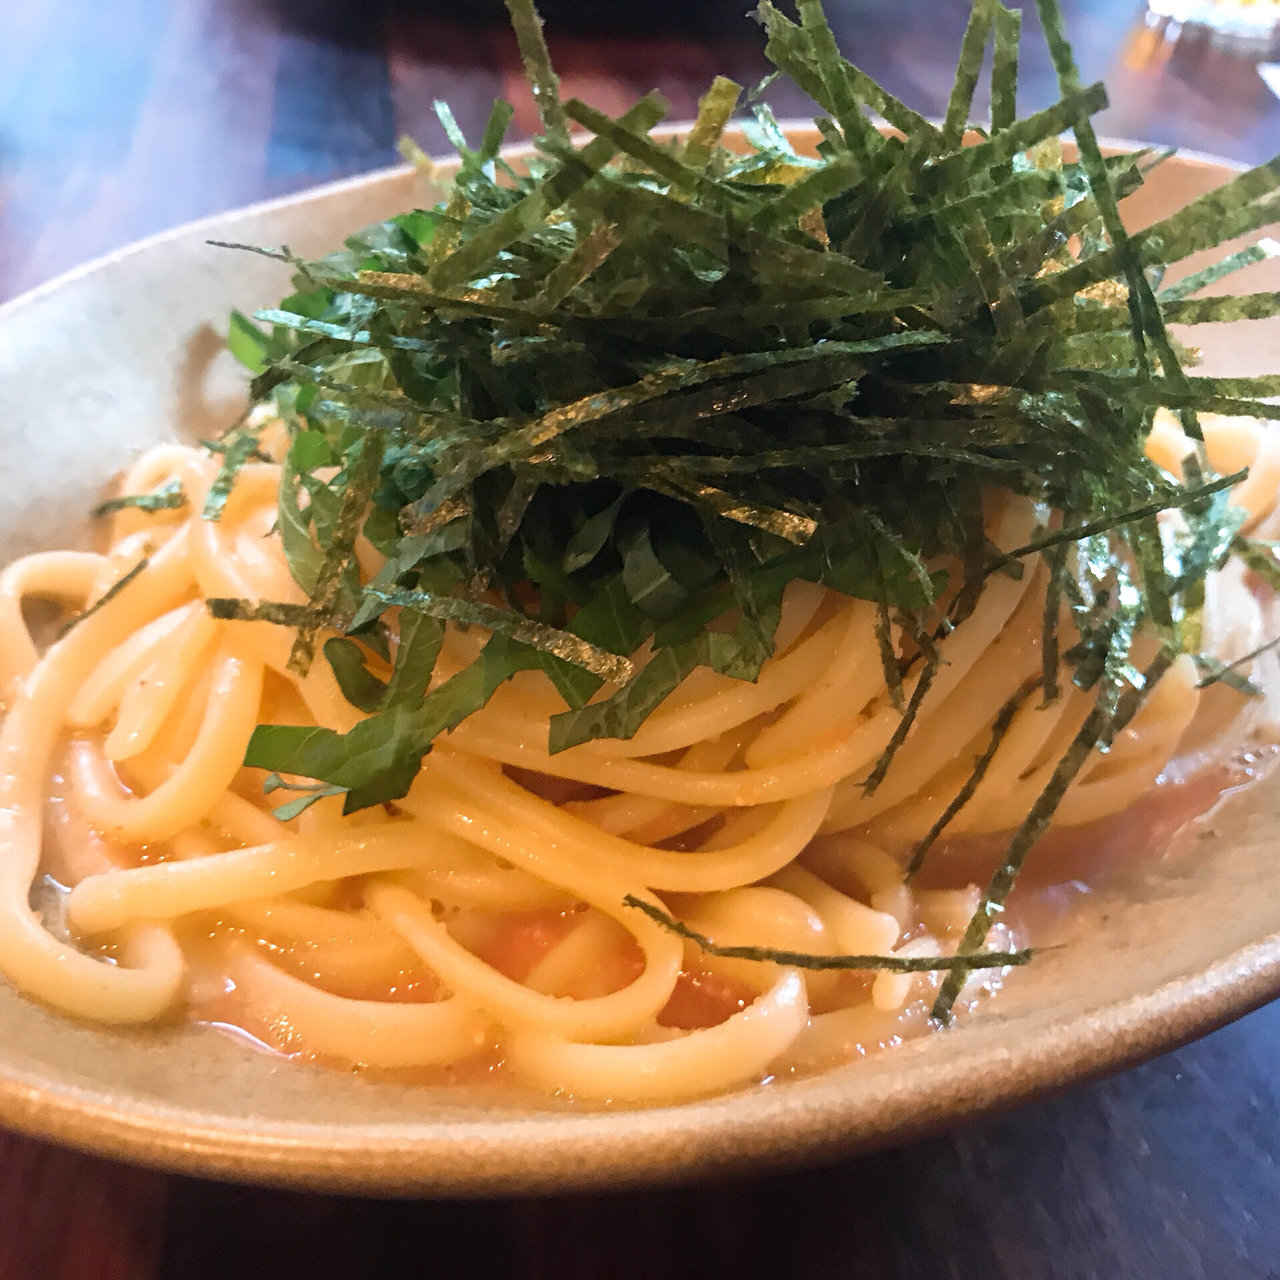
0 424 1270 1098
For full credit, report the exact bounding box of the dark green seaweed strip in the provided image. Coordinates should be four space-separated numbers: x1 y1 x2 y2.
753 3 940 146
682 77 743 170
640 473 817 544
426 95 668 293
201 416 261 522
932 646 1177 1022
903 165 1061 232
532 224 621 309
362 586 633 681
987 469 1247 571
1039 538 1068 703
477 99 518 166
502 0 568 141
288 434 385 675
206 598 320 627
56 558 150 640
752 3 936 146
796 0 881 166
1032 6 1150 373
1194 634 1280 688
906 690 1026 878
750 152 860 232
1103 372 1280 398
629 443 1025 475
1161 289 1280 325
1158 239 1280 302
625 896 1033 973
1026 187 1280 314
93 480 187 518
989 5 1021 133
311 271 563 329
926 82 1108 188
942 0 995 148
861 645 941 796
252 310 438 352
406 336 945 526
1232 534 1280 590
1137 161 1280 268
561 98 752 212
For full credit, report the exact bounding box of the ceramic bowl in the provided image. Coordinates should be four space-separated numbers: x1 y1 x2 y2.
1 132 1278 1194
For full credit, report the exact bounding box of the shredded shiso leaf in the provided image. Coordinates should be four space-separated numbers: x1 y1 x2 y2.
207 0 1280 1022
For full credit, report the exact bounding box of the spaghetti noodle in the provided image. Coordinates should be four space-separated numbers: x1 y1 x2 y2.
4 0 1280 1103
0 412 1273 1102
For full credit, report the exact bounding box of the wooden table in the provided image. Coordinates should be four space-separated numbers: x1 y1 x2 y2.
4 1 1280 1275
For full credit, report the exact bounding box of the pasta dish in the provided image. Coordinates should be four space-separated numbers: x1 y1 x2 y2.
2 0 1280 1104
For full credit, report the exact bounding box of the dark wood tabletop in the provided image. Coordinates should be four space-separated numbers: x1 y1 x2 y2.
5 1 1280 1276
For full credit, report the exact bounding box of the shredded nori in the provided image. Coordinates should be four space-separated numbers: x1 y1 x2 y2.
624 896 1032 974
56 558 150 640
205 0 1280 1021
93 480 187 518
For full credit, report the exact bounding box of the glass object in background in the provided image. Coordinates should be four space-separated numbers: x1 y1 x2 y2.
1144 0 1280 59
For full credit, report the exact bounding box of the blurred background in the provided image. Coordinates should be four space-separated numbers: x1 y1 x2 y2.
3 0 1280 302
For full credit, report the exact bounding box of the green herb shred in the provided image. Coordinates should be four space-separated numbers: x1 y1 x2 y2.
207 0 1280 1023
93 479 187 518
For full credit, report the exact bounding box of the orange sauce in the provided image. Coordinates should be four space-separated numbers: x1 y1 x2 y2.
34 733 1277 1089
911 749 1273 945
